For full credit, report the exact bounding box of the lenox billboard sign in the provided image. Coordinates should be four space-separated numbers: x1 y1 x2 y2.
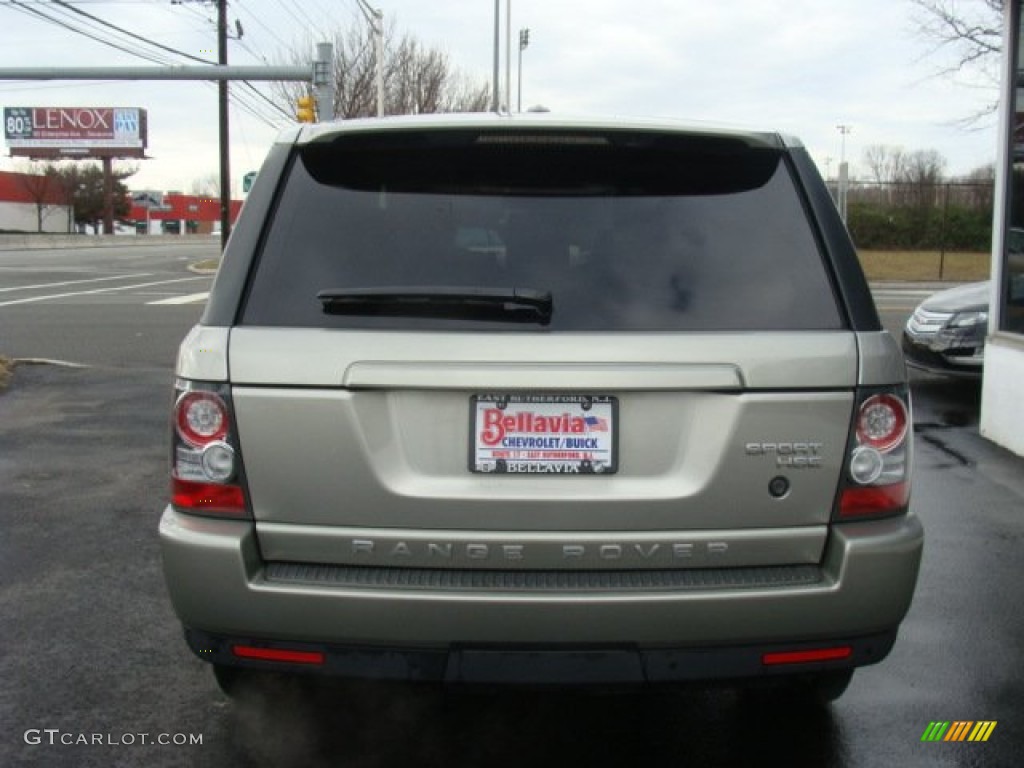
3 107 147 158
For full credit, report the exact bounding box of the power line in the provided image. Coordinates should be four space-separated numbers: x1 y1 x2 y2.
0 1 156 4
238 80 294 121
232 3 290 52
42 3 180 65
4 0 300 130
7 0 290 122
169 0 217 37
270 0 311 33
50 0 216 65
6 1 172 64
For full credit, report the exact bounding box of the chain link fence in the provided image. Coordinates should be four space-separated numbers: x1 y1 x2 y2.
823 180 995 281
826 180 994 253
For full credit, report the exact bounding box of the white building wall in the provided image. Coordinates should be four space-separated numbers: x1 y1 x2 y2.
0 201 71 233
981 338 1024 456
980 2 1024 458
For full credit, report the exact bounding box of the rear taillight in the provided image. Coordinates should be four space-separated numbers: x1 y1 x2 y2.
171 380 249 518
176 392 229 446
837 387 911 519
855 394 908 453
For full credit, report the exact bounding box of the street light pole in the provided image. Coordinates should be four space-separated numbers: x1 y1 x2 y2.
505 0 512 113
837 124 851 166
517 28 529 112
217 0 230 251
492 0 500 111
836 124 852 224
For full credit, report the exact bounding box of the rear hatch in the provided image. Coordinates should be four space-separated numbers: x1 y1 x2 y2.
229 123 857 570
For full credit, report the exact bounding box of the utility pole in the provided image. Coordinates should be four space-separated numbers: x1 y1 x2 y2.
518 28 529 112
102 156 114 235
218 0 231 251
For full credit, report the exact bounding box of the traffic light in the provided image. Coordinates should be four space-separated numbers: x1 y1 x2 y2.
296 95 316 123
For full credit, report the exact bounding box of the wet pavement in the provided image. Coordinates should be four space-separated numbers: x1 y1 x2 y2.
0 363 1021 767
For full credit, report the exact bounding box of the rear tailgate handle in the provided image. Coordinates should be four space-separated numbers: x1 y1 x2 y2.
342 362 745 390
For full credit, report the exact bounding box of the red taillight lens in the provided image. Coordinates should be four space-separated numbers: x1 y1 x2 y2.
232 645 325 666
838 388 911 520
176 391 229 446
172 477 247 515
855 394 908 452
171 381 249 519
839 482 910 517
762 646 853 666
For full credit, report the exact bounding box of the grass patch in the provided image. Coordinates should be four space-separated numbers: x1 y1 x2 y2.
0 356 14 391
190 258 220 272
858 250 990 282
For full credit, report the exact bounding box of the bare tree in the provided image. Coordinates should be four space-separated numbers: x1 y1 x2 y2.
190 173 220 198
276 18 489 120
899 149 948 209
864 145 907 185
912 0 1003 75
859 146 949 207
959 162 996 208
863 145 908 204
911 1 1004 121
16 163 68 233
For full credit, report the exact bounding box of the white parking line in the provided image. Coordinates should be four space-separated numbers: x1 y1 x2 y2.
0 273 153 293
0 276 208 308
147 292 210 305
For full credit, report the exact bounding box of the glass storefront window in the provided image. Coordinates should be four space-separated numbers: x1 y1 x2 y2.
1005 0 1024 333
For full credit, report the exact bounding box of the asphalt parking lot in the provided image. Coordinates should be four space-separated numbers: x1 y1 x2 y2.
1 362 1022 767
1 244 1022 766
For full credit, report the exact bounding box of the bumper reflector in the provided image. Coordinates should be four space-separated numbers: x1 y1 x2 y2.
762 646 852 666
839 482 910 518
172 477 246 515
231 645 325 666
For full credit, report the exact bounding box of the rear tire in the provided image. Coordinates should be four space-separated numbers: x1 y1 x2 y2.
741 669 855 708
807 669 854 703
212 663 245 697
211 664 293 699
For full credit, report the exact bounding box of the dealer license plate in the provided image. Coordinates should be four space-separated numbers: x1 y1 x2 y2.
470 394 618 474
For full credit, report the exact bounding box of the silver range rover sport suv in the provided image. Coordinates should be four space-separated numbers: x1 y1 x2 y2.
160 114 923 702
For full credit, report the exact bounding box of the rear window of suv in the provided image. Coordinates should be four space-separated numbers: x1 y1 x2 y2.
241 128 844 331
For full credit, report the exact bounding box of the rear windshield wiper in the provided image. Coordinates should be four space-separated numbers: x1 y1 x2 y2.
317 286 553 325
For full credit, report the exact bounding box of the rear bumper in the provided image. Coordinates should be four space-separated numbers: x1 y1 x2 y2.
159 507 923 680
184 626 897 684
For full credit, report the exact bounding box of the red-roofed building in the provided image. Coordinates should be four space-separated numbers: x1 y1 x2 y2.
127 193 243 235
0 170 72 233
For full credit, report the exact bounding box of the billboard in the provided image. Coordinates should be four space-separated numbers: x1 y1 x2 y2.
4 107 148 158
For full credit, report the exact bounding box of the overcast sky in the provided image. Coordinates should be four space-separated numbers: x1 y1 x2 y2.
0 0 1005 195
